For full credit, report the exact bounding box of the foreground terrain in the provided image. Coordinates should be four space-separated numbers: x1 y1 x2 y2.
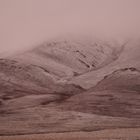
0 128 140 140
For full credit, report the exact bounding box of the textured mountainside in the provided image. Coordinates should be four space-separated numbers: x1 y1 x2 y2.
0 58 83 97
0 37 140 139
0 38 122 102
57 68 140 118
11 38 123 79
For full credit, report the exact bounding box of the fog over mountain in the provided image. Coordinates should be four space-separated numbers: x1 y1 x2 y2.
0 0 140 140
1 0 140 55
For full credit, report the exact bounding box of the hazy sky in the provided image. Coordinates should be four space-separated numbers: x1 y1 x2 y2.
0 0 140 55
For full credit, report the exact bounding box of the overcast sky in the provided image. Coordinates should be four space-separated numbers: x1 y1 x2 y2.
0 0 140 55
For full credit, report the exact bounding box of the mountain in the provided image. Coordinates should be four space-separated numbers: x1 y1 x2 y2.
10 38 123 79
0 37 140 138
